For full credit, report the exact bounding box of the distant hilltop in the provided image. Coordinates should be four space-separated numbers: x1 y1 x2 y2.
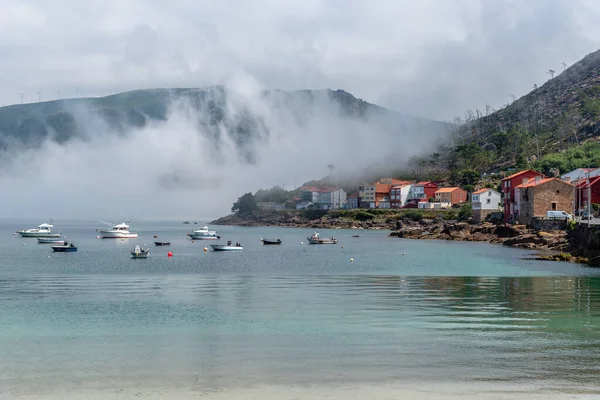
0 86 451 163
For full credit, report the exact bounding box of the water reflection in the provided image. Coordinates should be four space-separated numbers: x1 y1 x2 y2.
0 275 599 395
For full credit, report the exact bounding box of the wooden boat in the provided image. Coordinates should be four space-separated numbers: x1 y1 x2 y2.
154 241 171 246
51 242 78 252
131 245 151 259
38 237 67 244
211 241 243 251
261 238 282 245
306 232 338 245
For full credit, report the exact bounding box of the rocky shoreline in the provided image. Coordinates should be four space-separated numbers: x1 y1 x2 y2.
211 210 589 264
390 219 588 263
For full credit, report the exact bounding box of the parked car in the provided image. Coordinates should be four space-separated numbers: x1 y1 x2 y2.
546 210 573 220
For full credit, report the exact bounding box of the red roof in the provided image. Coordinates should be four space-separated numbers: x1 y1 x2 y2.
416 181 437 186
517 177 573 188
473 188 492 194
376 183 392 193
435 187 462 193
301 186 321 192
501 169 543 181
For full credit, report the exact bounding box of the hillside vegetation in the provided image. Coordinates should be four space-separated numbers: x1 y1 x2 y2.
409 48 600 181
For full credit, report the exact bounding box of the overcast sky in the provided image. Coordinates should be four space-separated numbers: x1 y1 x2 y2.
2 0 600 121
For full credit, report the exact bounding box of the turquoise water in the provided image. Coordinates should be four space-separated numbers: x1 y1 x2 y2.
1 220 600 399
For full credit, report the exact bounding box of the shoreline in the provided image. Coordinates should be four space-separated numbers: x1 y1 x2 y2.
211 209 590 264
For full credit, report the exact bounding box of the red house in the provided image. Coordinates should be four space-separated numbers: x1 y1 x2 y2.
501 169 544 223
418 181 439 201
575 176 600 214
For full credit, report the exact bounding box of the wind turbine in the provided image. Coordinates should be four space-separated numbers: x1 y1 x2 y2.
76 86 80 98
19 92 24 104
548 69 555 79
38 91 42 102
561 62 567 71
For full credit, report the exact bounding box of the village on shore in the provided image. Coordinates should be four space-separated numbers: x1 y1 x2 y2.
214 167 600 265
255 166 597 225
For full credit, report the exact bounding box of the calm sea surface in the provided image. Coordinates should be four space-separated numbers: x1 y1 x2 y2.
1 219 600 399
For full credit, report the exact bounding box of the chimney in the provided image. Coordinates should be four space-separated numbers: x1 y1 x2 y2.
535 176 541 184
564 177 571 183
523 177 529 185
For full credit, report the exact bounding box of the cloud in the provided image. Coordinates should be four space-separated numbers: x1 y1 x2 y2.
0 81 446 220
1 0 599 117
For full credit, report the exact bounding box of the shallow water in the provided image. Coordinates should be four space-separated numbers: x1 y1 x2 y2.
0 220 599 398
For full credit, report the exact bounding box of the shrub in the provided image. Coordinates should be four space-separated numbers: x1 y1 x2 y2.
354 211 375 221
302 209 328 220
444 211 458 221
403 210 423 221
458 203 473 221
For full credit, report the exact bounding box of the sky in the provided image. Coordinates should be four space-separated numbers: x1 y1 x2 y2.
1 0 600 220
2 0 600 120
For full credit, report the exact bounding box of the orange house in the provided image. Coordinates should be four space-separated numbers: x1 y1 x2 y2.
434 187 467 205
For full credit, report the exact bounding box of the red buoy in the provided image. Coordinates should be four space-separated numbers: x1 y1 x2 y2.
167 251 173 257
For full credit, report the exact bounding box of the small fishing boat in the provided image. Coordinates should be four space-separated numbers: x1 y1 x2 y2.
188 226 220 240
18 223 61 238
131 244 151 259
38 237 67 244
211 241 243 251
97 220 138 239
261 238 282 245
51 242 78 252
154 241 171 246
306 232 338 245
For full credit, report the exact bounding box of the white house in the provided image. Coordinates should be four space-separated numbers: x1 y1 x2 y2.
390 184 412 208
317 188 347 209
472 188 501 223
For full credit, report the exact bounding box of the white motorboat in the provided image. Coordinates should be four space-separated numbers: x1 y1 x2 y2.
18 223 61 238
188 226 220 240
97 220 138 239
211 241 243 251
306 232 338 245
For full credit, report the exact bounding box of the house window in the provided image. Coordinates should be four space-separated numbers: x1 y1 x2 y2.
486 199 491 204
551 202 557 211
556 190 560 194
488 191 491 196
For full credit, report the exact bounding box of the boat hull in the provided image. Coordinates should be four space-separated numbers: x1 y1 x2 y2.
306 238 338 244
19 232 61 238
131 253 150 258
38 238 66 244
51 246 77 252
210 245 243 251
99 231 138 239
154 242 170 246
261 240 282 245
188 234 219 240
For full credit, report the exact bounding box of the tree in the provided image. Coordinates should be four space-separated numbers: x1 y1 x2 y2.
231 193 257 215
458 203 473 221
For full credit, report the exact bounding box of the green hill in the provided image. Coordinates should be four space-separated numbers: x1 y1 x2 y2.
408 48 600 180
0 86 451 164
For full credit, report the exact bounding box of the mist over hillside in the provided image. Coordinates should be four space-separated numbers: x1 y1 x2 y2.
0 85 451 219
